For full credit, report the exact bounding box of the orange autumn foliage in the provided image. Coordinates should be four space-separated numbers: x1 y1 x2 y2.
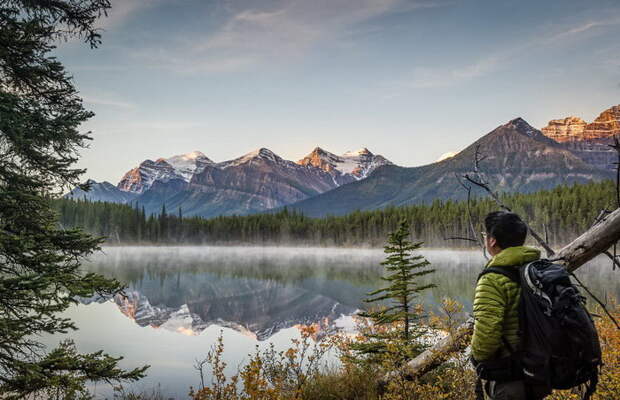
188 299 620 400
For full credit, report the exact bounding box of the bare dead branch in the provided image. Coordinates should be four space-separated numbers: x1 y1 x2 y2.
453 173 487 259
463 175 510 211
463 173 556 257
603 251 620 270
443 236 479 242
570 272 620 330
593 209 612 227
473 144 488 175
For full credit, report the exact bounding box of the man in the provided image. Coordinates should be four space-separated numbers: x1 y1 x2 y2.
471 211 550 400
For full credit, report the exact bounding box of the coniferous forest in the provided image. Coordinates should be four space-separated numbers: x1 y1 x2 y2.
54 179 616 248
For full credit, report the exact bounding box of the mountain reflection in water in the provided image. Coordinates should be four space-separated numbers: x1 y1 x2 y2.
78 247 619 341
80 246 388 340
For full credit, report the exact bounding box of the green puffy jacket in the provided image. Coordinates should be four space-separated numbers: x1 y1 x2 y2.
471 246 541 361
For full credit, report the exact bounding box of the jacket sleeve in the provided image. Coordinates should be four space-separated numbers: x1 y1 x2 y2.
471 273 506 361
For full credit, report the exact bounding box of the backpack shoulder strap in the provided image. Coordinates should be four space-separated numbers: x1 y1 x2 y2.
476 266 523 360
477 265 521 285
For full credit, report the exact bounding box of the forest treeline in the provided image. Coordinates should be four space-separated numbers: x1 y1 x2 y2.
54 179 616 247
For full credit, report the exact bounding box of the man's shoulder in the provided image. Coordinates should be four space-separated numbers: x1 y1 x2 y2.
479 265 520 284
475 268 520 296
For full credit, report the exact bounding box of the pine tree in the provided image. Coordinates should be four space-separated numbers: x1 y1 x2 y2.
160 203 167 242
0 1 147 398
352 219 435 362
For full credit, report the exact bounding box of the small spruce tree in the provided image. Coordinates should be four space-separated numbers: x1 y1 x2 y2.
353 219 435 363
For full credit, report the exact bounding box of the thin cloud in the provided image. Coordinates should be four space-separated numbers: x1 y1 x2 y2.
143 0 447 74
403 14 620 90
408 56 501 88
200 0 442 54
545 17 620 43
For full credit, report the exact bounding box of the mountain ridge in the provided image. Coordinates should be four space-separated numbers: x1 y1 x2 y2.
66 105 619 218
285 117 614 217
68 146 395 218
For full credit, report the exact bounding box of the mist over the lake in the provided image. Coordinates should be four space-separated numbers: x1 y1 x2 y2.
37 246 618 398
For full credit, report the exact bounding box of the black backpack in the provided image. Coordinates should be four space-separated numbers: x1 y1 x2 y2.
475 259 602 399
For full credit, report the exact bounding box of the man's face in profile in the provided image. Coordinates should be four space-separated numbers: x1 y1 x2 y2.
483 231 501 256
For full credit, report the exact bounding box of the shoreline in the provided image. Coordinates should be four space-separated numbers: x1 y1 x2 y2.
97 242 564 251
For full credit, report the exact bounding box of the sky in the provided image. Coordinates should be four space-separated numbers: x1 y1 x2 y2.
55 0 620 184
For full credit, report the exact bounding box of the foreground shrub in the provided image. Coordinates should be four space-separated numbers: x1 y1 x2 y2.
187 300 620 400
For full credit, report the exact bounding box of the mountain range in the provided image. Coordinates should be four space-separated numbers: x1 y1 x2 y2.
67 147 392 217
67 105 620 218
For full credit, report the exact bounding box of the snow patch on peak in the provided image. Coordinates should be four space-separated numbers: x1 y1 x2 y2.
219 148 283 168
342 148 371 157
436 151 458 162
182 150 207 160
338 148 387 178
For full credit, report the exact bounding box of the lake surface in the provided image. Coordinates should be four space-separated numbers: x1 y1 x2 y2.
41 246 620 399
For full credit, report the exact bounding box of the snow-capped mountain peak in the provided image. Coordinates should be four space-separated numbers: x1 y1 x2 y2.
297 146 393 181
185 150 208 160
110 147 391 200
247 148 280 161
118 151 215 194
165 151 214 180
117 158 182 194
219 148 283 168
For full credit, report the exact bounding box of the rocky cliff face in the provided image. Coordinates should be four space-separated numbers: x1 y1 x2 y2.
297 147 392 185
541 105 620 170
583 105 620 141
541 106 620 143
541 116 588 143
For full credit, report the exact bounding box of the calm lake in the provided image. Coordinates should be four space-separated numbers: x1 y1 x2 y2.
41 246 619 399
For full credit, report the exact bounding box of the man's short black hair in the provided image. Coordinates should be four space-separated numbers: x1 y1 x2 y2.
484 211 528 249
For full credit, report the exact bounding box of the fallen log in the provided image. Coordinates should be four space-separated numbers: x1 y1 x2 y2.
385 206 620 380
555 207 620 272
